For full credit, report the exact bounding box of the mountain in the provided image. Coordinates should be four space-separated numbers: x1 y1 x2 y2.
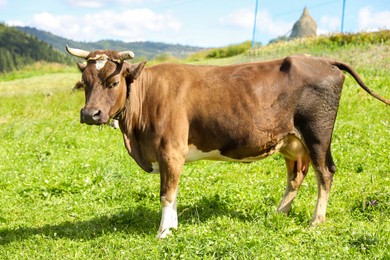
15 26 204 60
0 23 73 73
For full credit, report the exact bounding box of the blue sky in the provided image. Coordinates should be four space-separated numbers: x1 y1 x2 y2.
0 0 389 47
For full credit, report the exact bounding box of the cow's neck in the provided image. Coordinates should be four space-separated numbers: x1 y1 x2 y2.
117 70 154 172
120 69 149 134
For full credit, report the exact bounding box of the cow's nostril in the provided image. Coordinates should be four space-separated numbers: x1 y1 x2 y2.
93 110 101 120
80 108 105 124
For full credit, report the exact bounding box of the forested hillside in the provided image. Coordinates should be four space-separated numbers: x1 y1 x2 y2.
0 23 73 73
16 26 203 59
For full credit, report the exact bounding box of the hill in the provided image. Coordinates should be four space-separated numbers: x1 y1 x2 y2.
0 23 73 73
188 30 390 67
16 26 203 60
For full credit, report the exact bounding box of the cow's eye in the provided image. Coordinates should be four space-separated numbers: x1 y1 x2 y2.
108 81 119 89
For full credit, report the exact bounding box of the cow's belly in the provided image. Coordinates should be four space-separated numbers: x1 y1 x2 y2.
151 132 307 173
185 143 284 163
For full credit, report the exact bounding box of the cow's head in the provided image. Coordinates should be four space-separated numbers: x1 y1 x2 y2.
66 45 146 125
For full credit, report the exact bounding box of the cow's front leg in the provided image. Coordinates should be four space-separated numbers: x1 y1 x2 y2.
156 153 184 239
157 188 178 239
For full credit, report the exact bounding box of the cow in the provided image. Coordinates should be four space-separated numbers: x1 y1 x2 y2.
72 80 84 92
66 45 389 239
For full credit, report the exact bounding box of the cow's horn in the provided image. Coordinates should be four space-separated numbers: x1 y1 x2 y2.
118 51 135 60
66 45 90 59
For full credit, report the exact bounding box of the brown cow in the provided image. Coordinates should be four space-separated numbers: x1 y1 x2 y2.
66 45 389 238
72 80 84 92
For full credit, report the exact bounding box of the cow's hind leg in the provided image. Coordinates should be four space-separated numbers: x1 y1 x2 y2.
299 125 338 226
299 117 338 226
294 61 343 225
311 154 335 226
277 157 309 214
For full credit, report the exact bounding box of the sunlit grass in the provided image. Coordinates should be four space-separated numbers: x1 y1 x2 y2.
0 35 389 259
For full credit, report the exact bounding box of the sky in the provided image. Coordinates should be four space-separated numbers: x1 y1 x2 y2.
0 0 389 47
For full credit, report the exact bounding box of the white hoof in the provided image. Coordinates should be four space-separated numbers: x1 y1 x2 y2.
156 228 173 239
310 216 325 227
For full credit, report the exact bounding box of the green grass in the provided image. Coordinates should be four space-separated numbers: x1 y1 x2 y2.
0 62 77 82
188 41 253 61
0 34 389 259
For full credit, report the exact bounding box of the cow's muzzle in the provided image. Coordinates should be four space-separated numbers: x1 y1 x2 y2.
80 107 107 125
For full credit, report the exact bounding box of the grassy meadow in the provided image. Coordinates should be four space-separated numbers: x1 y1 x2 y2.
0 33 389 259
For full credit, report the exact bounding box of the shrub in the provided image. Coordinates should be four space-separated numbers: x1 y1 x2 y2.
188 41 255 61
206 41 253 59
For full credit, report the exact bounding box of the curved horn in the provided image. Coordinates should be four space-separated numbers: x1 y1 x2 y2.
118 51 135 60
66 45 90 59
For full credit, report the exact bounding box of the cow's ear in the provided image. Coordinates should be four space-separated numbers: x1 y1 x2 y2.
77 62 87 72
125 61 147 80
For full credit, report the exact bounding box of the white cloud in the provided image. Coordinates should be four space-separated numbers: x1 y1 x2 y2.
220 8 292 39
0 0 6 8
68 0 104 8
358 7 390 31
219 8 254 28
67 0 147 8
257 10 292 37
6 20 24 26
13 9 181 42
318 15 340 35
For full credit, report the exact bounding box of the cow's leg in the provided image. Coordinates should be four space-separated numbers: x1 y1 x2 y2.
301 122 338 226
300 128 338 226
157 185 179 239
277 157 309 214
156 152 185 239
311 161 334 226
294 65 343 225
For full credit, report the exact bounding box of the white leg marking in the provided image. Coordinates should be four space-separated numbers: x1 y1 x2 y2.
156 190 178 239
277 186 298 214
311 184 329 226
156 205 178 239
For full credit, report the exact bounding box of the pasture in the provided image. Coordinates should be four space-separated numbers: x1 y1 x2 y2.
0 36 389 259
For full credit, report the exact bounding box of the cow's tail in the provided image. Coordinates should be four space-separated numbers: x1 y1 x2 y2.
329 60 390 105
